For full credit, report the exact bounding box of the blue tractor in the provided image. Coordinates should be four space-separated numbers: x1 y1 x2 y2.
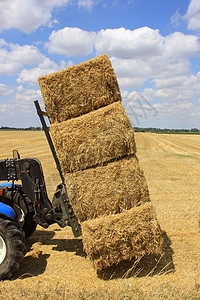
0 181 32 279
0 101 82 280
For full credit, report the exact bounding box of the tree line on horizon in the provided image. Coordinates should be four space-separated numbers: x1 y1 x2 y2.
0 126 199 133
134 127 200 133
0 126 42 131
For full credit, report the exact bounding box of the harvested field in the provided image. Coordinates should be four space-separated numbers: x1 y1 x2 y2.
0 131 200 299
65 155 150 222
38 54 121 123
50 101 136 173
82 202 163 271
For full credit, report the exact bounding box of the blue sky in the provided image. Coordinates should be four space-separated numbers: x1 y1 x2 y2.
0 0 200 129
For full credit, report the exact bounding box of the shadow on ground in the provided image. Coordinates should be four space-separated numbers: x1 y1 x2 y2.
13 229 85 279
14 252 50 279
13 230 56 279
97 231 175 280
34 229 86 257
50 238 86 257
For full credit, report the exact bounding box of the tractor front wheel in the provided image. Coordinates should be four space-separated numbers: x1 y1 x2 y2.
0 218 25 280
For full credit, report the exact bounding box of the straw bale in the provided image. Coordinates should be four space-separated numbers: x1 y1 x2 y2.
38 54 121 123
65 155 150 222
50 102 136 173
82 202 164 271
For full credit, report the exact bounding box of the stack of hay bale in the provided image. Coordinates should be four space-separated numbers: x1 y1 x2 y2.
38 54 164 271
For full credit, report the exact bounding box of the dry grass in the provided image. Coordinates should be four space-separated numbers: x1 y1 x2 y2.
38 54 121 123
1 281 200 299
50 102 136 173
0 131 200 299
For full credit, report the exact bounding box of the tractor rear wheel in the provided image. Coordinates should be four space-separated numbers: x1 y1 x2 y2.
0 218 26 280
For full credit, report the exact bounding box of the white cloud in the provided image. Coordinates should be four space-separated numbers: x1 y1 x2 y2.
78 0 95 10
17 58 70 85
118 77 146 89
171 1 200 31
184 0 200 30
156 86 199 102
45 26 200 90
141 72 200 104
46 27 96 56
0 84 14 96
111 57 151 78
96 27 163 59
0 85 39 114
0 0 98 33
95 27 199 62
121 88 200 128
14 85 40 111
3 85 42 114
154 73 200 91
0 39 44 75
153 100 200 117
171 9 182 26
110 57 151 89
164 32 200 61
0 0 72 33
0 85 44 127
96 28 199 90
46 27 200 65
120 89 158 127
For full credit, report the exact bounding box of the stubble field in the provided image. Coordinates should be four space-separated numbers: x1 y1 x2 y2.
0 131 200 299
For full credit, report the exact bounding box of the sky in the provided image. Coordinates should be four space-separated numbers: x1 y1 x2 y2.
0 0 200 129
